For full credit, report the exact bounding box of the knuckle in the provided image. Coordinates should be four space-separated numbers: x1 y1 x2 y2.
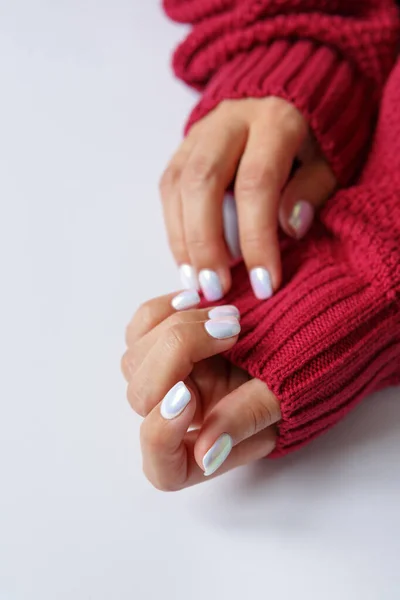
241 225 276 249
127 380 148 417
164 323 185 353
237 165 276 195
168 236 187 260
134 300 158 333
120 351 132 381
159 164 181 197
181 155 217 189
265 97 305 130
245 400 273 437
186 236 220 256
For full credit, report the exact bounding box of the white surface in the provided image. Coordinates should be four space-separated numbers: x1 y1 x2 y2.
0 3 399 599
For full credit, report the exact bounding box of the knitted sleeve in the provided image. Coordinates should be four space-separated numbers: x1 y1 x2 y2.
215 65 400 457
163 0 400 185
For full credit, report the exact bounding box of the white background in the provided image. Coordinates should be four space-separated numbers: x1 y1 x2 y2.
1 2 399 599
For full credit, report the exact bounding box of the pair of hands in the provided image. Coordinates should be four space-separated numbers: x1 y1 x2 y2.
124 96 336 490
122 294 280 491
160 96 337 300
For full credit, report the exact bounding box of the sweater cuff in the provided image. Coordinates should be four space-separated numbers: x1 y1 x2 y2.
186 41 377 186
216 229 400 457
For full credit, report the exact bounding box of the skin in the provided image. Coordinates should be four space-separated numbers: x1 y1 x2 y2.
121 293 281 491
160 97 337 295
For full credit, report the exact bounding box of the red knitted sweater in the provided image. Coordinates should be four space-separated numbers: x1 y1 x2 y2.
163 0 400 456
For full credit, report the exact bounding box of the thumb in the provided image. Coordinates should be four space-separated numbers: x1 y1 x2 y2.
279 157 337 239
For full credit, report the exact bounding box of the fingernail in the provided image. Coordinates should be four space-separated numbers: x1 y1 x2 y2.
250 267 273 300
199 269 223 302
205 317 240 340
179 264 199 291
208 305 240 320
160 381 191 420
171 290 201 311
288 200 314 239
203 433 233 477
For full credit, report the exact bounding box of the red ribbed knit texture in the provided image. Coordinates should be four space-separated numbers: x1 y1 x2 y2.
163 0 400 456
164 0 400 184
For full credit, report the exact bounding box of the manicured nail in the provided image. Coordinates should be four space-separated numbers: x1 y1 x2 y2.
160 381 191 420
250 267 273 300
208 305 240 320
171 290 201 311
205 317 240 340
179 264 199 291
199 269 223 302
288 200 315 239
203 433 233 477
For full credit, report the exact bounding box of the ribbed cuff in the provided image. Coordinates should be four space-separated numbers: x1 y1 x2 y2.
186 41 377 186
212 229 400 457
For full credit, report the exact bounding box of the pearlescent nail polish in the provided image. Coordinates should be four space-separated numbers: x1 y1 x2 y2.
179 264 199 291
203 433 233 476
250 267 273 300
160 381 191 420
205 317 241 340
171 290 201 311
208 305 240 320
288 200 315 239
199 269 223 302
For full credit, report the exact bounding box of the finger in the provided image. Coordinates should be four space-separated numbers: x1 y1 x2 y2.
193 378 281 476
159 137 199 288
181 117 248 300
235 112 306 298
279 157 337 239
123 303 239 382
141 394 277 491
140 381 198 491
125 288 238 349
127 315 240 417
125 292 181 347
125 287 222 348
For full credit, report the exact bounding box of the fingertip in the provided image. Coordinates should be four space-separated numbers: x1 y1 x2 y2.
179 264 200 291
248 261 282 300
199 267 231 302
280 158 337 238
171 289 201 311
283 199 315 239
159 381 192 421
204 316 241 340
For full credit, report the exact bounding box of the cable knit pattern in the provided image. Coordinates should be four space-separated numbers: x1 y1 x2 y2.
163 0 400 184
207 63 400 456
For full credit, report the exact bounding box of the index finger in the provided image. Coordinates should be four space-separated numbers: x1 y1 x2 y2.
235 108 306 295
127 314 240 417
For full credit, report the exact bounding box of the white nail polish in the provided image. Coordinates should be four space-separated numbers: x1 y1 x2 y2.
208 305 240 320
203 433 233 477
171 290 201 311
199 270 223 302
250 267 273 300
179 264 199 291
160 381 191 420
288 200 315 239
205 317 240 340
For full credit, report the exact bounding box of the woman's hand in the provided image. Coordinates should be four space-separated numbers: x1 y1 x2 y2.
121 292 281 491
160 97 337 300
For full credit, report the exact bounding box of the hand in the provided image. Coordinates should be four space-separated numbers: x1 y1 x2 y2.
160 97 337 300
121 293 281 491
